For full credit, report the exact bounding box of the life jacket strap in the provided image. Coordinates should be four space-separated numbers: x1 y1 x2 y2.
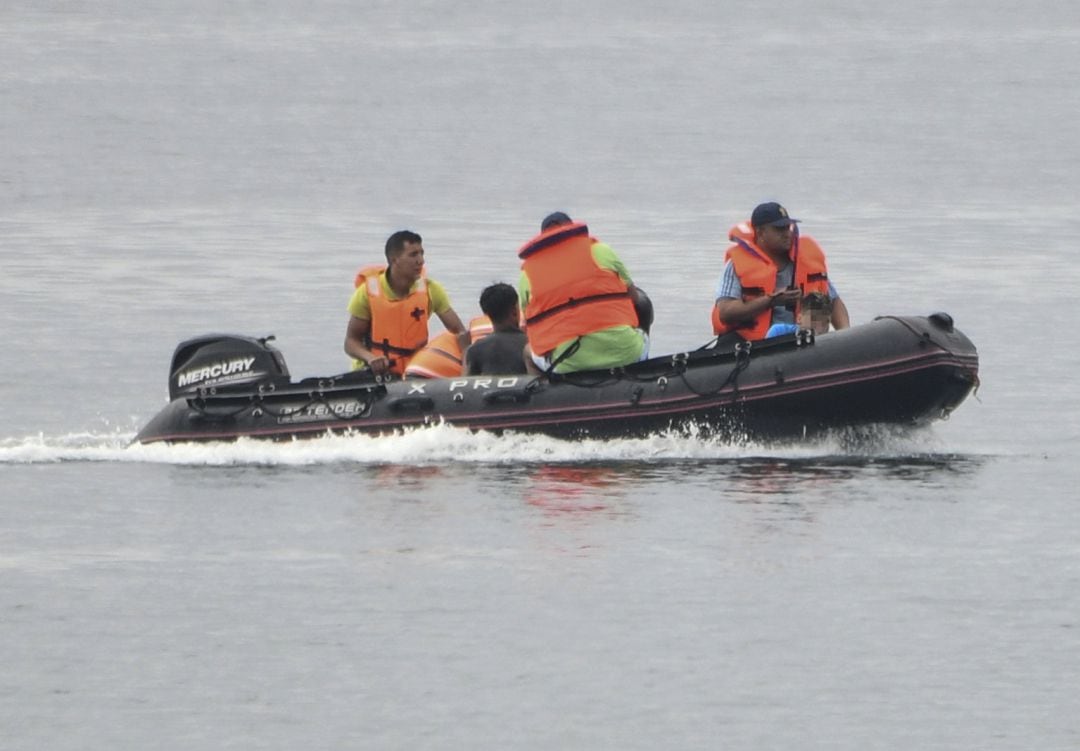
525 291 631 326
369 338 426 358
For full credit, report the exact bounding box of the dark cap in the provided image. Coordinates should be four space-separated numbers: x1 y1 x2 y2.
541 211 572 231
751 202 799 228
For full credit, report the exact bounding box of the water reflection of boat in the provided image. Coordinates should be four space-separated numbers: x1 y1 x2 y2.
134 313 978 444
525 466 624 516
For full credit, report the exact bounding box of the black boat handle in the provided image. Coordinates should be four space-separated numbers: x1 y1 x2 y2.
483 389 531 405
386 396 435 413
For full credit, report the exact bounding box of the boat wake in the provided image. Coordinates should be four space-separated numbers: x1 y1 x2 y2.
0 422 983 467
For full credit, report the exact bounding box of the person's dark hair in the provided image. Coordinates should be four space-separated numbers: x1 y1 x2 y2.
802 291 832 312
540 211 572 232
385 230 422 261
479 282 519 321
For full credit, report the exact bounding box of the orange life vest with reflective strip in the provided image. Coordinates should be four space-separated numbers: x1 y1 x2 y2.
517 222 637 356
403 316 492 379
354 264 430 375
710 223 830 340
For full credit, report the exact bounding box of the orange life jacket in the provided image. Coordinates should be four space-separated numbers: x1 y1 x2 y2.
710 222 830 340
403 315 493 379
354 264 430 375
517 222 637 356
467 315 494 341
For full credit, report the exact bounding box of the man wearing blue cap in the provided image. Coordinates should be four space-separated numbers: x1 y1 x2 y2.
711 202 850 340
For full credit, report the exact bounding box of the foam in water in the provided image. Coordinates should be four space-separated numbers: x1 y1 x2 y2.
0 422 986 467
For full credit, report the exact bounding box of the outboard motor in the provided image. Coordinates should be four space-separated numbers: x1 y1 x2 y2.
167 334 290 401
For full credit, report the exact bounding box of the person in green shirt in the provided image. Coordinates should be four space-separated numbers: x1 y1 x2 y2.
518 212 651 374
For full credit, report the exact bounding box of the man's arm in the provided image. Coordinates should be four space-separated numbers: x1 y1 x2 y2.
344 316 391 376
830 297 851 330
464 340 484 376
714 288 801 328
435 306 471 353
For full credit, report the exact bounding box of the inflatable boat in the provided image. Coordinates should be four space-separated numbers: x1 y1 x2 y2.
133 313 978 444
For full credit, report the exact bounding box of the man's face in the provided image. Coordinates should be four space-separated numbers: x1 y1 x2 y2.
755 223 793 255
390 241 425 283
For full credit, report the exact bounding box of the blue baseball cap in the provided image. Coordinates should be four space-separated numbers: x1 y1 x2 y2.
751 202 799 228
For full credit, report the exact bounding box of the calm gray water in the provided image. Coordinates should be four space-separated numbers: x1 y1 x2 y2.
2 2 1079 749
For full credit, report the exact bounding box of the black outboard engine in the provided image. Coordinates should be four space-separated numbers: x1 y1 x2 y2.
167 334 290 401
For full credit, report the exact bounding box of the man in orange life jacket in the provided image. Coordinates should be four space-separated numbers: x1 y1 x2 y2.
712 202 850 341
344 230 469 377
518 212 649 373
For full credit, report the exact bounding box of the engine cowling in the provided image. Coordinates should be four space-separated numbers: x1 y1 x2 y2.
167 334 290 401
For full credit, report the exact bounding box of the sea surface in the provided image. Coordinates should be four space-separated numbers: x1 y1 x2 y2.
2 2 1079 749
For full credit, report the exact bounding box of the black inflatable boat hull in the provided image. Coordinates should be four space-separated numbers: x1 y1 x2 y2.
134 314 979 444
